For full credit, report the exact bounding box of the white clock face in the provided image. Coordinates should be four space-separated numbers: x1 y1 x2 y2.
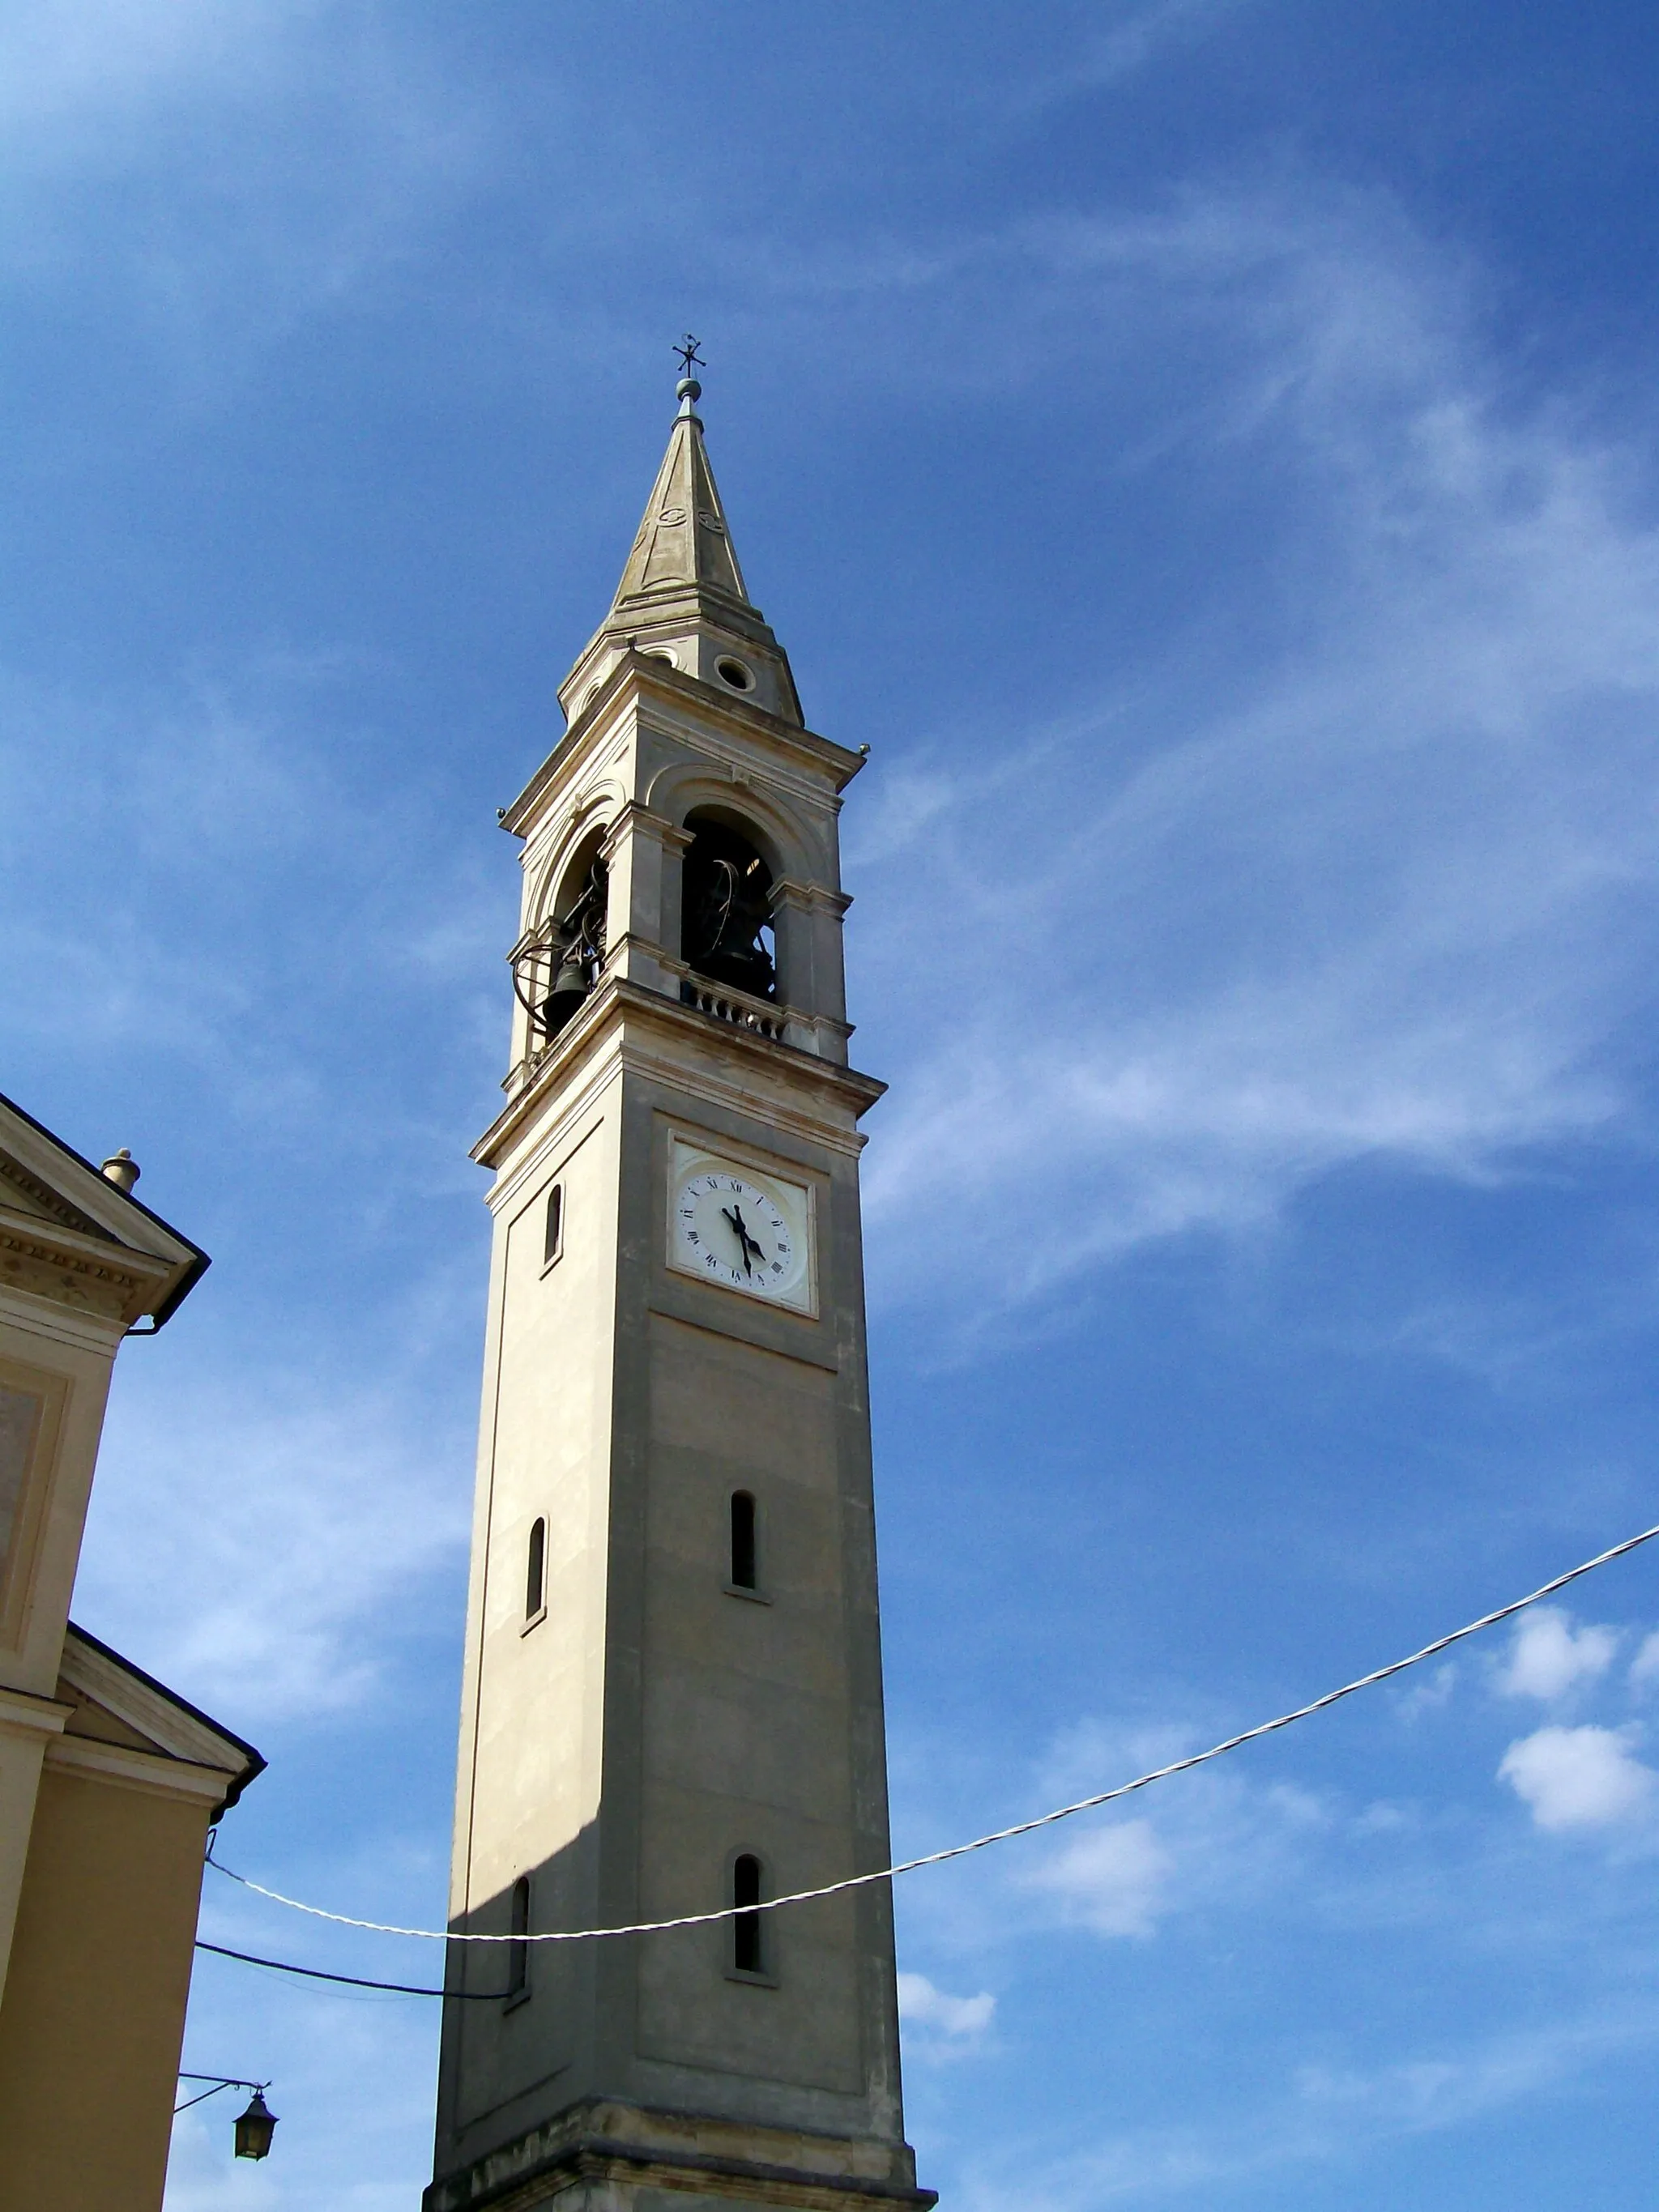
670 1157 810 1307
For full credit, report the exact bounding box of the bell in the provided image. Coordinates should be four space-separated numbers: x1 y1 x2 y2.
539 952 590 1035
233 2088 277 2161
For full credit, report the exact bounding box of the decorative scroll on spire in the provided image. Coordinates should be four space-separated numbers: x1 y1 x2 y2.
608 340 749 613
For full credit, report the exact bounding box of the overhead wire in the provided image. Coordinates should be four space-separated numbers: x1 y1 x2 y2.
194 1937 501 1998
206 1515 1659 1950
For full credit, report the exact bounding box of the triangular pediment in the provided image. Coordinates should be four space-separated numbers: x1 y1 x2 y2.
0 1145 116 1240
0 1092 208 1328
59 1623 264 1805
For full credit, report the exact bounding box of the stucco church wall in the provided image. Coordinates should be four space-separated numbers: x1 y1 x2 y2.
0 1762 209 2212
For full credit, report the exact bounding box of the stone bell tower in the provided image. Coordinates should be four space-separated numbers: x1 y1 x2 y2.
427 364 933 2212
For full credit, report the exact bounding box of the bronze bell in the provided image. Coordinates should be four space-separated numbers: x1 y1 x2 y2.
539 950 590 1035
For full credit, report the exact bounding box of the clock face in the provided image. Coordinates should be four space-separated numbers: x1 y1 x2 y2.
669 1153 812 1309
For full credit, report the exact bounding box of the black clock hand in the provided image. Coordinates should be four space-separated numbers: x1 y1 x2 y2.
742 1213 767 1269
722 1204 754 1275
733 1204 770 1273
736 1207 769 1260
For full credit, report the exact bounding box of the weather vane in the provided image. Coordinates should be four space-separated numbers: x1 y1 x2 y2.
675 334 705 381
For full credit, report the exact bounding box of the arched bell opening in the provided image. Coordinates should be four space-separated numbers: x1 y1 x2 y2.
513 832 609 1044
680 812 777 1003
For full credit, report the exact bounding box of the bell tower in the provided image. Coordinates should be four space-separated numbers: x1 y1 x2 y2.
427 365 933 2212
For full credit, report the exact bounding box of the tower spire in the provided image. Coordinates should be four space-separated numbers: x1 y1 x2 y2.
559 343 803 729
608 343 749 614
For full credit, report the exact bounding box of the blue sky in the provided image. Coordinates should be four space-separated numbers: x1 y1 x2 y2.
5 2 1659 2205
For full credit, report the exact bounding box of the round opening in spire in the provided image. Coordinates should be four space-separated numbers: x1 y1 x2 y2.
715 656 754 693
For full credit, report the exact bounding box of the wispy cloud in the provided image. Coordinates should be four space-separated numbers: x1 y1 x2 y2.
0 0 302 148
79 1370 469 1723
0 2 491 409
898 1971 996 2055
951 2003 1659 2208
1024 1816 1173 1937
1004 0 1252 117
850 189 1659 1324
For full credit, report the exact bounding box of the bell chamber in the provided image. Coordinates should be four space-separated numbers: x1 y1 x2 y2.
511 843 609 1042
680 813 777 1002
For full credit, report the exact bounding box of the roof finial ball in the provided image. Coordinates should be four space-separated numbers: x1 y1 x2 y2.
674 331 705 416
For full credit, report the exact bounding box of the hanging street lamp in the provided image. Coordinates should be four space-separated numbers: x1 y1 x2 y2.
233 2088 279 2160
176 2073 279 2160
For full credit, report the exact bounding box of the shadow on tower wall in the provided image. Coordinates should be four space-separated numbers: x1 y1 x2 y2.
427 1822 919 2212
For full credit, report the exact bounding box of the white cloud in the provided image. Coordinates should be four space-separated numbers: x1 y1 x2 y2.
1011 0 1249 110
0 2 491 416
1630 1630 1659 1687
0 0 297 145
1026 1818 1173 1937
1498 1725 1657 1832
1394 1661 1458 1719
851 190 1659 1320
1496 1607 1618 1701
76 1370 469 1724
953 2003 1659 2208
897 1971 996 2042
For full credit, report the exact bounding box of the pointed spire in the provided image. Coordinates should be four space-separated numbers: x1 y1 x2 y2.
608 350 749 616
558 343 805 732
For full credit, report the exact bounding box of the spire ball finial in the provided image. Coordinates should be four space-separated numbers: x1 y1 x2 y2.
676 375 702 404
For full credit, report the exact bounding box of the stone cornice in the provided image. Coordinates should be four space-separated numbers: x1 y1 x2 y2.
0 1207 177 1324
432 2137 938 2212
424 2097 934 2212
476 977 884 1176
772 877 855 918
0 1149 114 1240
503 654 864 840
45 1730 240 1807
0 1683 74 1743
616 1029 876 1159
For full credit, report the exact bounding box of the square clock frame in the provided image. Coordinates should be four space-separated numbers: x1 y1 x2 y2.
666 1136 817 1315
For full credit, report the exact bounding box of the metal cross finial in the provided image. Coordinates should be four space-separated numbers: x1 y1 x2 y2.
675 334 705 380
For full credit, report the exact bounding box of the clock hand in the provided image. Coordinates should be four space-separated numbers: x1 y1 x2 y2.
733 1204 770 1274
740 1209 766 1270
722 1204 754 1276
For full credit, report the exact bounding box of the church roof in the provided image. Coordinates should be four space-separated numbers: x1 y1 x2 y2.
0 1089 208 1330
60 1622 265 1814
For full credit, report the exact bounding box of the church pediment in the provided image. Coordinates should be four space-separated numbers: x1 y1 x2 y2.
58 1623 264 1809
0 1147 113 1239
0 1093 208 1329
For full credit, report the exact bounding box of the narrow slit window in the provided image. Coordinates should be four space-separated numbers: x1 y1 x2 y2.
732 1853 764 1975
729 1490 757 1591
544 1184 564 1266
526 1517 546 1620
506 1874 531 1997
